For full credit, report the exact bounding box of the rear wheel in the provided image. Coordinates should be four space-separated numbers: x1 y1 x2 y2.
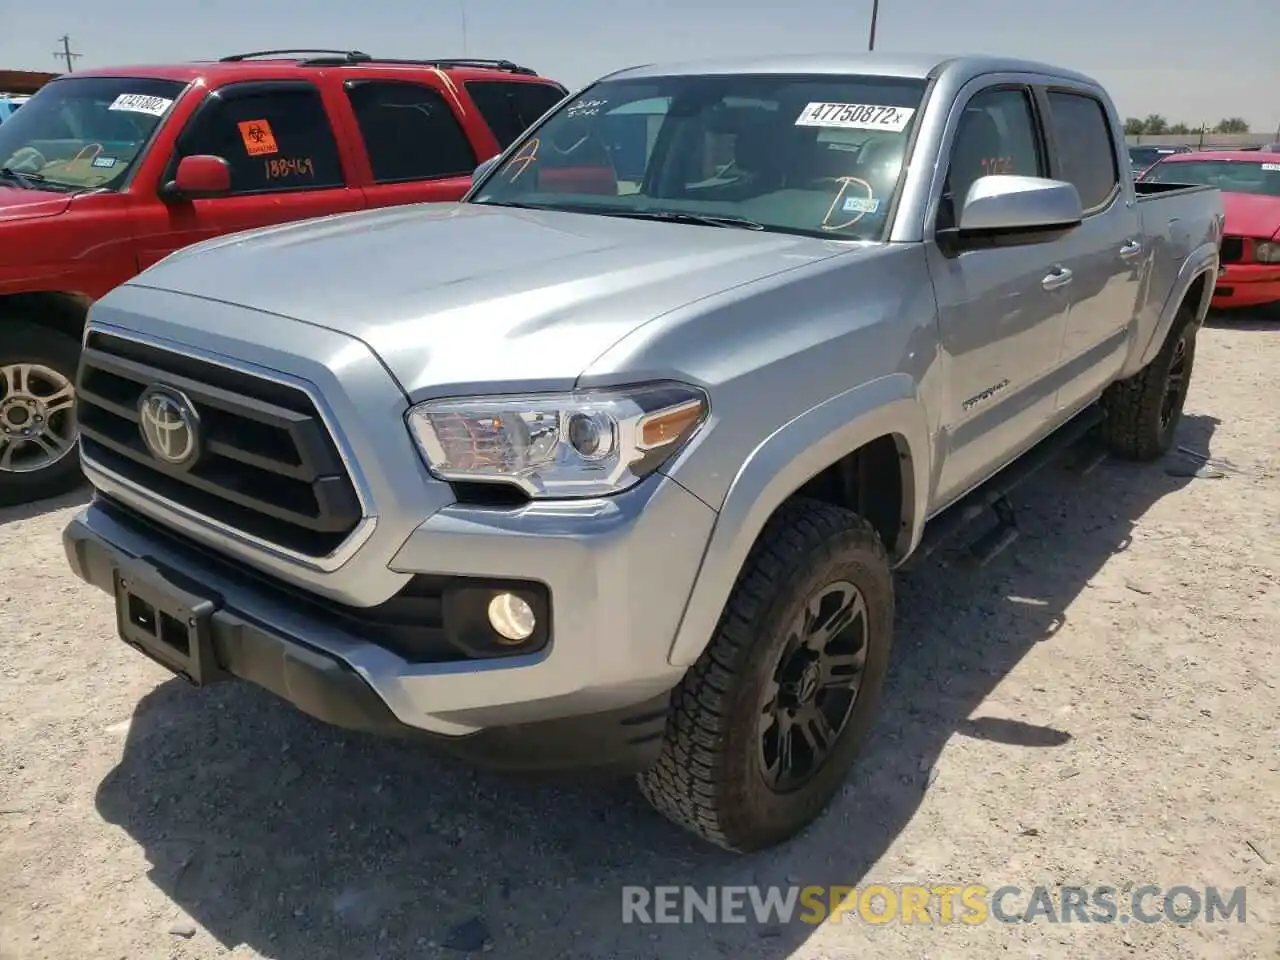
1101 305 1198 461
0 320 84 507
637 498 894 852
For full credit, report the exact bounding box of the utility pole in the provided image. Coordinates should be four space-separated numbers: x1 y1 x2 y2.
459 0 468 55
53 35 82 72
867 0 880 50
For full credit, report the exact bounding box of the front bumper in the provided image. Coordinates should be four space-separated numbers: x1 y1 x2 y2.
68 289 720 773
1212 262 1280 309
65 471 714 771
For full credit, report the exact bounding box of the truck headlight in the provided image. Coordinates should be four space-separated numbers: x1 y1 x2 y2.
1255 241 1280 263
405 382 709 498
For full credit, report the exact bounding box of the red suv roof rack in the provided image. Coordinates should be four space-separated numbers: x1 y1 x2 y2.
217 50 539 76
218 49 372 62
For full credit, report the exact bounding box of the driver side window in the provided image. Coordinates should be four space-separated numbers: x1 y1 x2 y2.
942 87 1044 225
171 83 345 195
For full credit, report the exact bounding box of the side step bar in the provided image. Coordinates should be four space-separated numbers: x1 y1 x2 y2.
903 404 1106 570
965 495 1020 567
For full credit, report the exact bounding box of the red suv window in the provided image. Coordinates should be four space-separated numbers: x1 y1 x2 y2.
466 80 565 148
343 80 477 182
172 81 344 194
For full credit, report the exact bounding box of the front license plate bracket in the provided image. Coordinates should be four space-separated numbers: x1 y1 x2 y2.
113 559 227 686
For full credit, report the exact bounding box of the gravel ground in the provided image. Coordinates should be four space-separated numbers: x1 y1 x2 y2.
1 312 1278 960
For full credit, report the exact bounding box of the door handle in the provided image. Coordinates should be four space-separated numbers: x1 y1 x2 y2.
1042 267 1073 291
1120 239 1143 259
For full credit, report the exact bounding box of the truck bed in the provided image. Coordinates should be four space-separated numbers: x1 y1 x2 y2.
1129 178 1223 373
1133 179 1217 200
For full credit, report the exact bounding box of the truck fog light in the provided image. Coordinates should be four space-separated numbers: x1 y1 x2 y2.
487 592 536 643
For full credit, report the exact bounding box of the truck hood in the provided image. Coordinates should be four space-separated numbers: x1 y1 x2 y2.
126 201 847 396
1221 191 1280 239
0 185 72 223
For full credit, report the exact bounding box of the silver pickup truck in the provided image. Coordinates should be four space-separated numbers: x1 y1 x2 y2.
62 53 1223 852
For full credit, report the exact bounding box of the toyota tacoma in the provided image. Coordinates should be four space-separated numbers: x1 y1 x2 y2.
62 53 1223 851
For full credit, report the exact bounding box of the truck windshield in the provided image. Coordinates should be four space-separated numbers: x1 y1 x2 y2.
0 76 186 192
1143 159 1280 197
469 73 928 241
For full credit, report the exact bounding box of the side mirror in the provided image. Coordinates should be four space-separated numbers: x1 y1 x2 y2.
472 155 499 187
956 175 1083 236
161 154 231 201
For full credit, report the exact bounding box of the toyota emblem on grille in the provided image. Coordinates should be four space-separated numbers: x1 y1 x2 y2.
138 386 201 468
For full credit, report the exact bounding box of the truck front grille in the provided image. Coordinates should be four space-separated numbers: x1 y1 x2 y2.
76 331 363 558
1219 236 1244 263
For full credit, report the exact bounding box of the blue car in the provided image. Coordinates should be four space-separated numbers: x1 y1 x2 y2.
1127 143 1192 175
0 95 30 124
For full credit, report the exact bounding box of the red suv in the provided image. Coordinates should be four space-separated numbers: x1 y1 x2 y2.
0 49 567 506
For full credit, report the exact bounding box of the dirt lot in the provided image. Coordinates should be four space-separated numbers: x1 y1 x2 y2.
1 313 1278 960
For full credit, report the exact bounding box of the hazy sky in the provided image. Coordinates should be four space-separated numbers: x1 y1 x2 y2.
5 0 1278 134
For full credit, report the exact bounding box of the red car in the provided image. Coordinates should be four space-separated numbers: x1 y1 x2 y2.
0 50 567 506
1139 150 1280 310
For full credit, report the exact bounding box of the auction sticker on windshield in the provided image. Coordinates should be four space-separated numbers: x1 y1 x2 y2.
795 102 915 132
107 93 174 117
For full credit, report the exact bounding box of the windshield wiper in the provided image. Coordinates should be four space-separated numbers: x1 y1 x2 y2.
474 199 560 212
0 167 44 189
607 209 766 231
475 199 766 231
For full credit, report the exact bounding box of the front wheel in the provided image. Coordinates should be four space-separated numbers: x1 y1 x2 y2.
0 320 84 507
637 498 894 852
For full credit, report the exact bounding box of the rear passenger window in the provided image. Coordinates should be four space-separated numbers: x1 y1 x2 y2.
173 83 344 194
1046 91 1120 212
945 88 1043 212
344 81 476 183
466 81 565 148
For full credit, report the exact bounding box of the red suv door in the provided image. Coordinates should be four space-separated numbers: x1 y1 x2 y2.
130 79 366 270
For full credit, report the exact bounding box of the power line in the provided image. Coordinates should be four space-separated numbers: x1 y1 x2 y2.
53 35 82 72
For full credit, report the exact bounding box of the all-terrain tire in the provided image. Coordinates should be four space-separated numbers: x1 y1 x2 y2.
637 497 894 852
0 320 84 508
1100 304 1198 462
